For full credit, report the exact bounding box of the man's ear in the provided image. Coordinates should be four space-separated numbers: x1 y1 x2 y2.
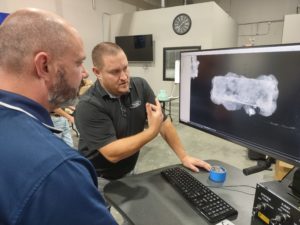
93 67 102 80
34 52 50 80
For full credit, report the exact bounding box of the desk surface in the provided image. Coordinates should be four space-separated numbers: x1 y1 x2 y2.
104 160 262 225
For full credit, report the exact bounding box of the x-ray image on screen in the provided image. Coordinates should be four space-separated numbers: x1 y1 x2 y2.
210 73 279 117
180 45 300 166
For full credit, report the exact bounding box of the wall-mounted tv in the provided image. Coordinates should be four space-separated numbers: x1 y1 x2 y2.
0 12 9 24
115 34 153 62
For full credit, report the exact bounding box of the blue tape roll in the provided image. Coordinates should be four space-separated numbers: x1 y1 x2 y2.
209 166 227 183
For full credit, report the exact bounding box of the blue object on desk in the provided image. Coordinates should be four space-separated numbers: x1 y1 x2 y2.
209 166 227 183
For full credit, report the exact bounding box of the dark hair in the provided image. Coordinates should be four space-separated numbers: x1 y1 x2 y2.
92 42 123 69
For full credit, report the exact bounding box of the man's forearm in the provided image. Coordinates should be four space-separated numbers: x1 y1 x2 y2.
100 99 164 163
160 118 212 172
160 118 187 161
99 128 158 163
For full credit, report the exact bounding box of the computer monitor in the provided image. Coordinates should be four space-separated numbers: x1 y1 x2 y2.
180 44 300 168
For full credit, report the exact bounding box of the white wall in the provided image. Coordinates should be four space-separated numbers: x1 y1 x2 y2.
211 4 237 48
0 0 138 78
282 14 300 43
217 0 300 46
3 0 299 93
110 2 237 95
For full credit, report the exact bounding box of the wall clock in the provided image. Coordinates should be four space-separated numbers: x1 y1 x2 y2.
172 13 192 35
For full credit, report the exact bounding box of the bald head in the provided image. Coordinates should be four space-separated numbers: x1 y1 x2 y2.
0 8 86 110
0 8 81 73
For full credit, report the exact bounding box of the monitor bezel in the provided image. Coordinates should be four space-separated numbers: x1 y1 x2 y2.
179 43 300 168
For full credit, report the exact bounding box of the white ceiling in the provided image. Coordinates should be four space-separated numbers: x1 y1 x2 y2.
119 0 212 10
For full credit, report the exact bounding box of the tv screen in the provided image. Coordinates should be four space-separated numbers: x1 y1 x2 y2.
0 12 9 24
180 44 300 167
115 34 153 62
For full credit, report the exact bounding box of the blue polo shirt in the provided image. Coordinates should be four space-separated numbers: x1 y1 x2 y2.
0 90 117 225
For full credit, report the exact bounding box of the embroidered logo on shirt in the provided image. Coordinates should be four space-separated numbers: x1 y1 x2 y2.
130 100 141 109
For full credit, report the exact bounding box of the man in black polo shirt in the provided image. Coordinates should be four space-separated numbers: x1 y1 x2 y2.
75 42 211 183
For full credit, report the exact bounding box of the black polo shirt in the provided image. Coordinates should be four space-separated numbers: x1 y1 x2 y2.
75 77 156 179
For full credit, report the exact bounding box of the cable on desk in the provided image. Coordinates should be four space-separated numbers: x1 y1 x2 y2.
207 185 256 196
217 184 256 189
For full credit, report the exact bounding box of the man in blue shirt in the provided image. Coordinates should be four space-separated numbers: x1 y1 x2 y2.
0 8 117 225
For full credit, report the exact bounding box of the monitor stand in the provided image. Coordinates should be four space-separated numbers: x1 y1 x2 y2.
243 157 274 176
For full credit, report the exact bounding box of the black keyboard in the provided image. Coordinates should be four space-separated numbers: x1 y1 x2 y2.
161 167 238 223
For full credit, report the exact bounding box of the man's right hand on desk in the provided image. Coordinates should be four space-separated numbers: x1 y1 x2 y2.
181 155 212 172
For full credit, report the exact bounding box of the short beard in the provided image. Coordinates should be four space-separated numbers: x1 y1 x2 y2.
48 67 78 108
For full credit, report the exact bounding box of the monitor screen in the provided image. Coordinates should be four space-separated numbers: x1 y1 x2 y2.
180 44 300 167
115 34 153 62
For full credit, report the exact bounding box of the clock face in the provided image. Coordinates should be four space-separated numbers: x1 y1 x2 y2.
172 13 192 35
